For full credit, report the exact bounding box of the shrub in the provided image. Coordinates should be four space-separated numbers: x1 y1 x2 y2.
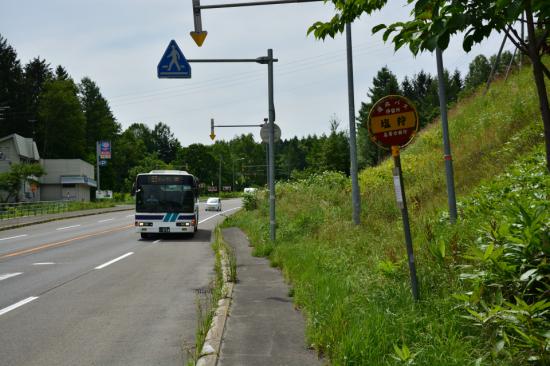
242 192 258 211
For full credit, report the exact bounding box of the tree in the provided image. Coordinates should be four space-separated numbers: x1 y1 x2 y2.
22 57 53 139
151 122 181 163
464 54 492 90
0 163 45 202
320 116 350 174
448 69 463 102
124 123 155 153
310 0 550 172
55 65 70 81
37 79 86 158
79 77 121 160
125 154 170 191
176 143 218 186
0 34 24 138
106 126 148 192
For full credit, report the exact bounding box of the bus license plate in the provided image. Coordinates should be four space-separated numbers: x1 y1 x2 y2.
159 227 170 233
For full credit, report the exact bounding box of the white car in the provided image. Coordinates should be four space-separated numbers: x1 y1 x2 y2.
205 197 222 211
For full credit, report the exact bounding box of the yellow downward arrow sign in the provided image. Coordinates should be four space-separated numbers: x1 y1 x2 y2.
209 133 216 141
190 31 208 47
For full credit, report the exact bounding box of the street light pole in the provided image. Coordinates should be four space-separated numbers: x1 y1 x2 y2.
267 49 276 242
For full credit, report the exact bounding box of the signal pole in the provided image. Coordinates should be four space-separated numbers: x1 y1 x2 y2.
190 0 361 226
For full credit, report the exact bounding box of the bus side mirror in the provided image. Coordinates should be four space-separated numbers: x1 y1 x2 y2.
131 183 136 196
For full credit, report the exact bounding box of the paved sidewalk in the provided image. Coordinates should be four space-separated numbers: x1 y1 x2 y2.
0 205 134 231
219 228 323 366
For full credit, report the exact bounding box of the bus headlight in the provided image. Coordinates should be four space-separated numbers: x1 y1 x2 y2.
136 222 153 227
176 222 191 227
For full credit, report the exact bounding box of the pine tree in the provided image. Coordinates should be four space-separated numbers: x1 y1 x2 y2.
79 77 121 161
37 79 86 158
464 55 492 91
0 34 24 137
22 57 53 139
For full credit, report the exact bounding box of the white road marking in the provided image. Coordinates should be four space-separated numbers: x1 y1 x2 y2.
0 234 28 241
199 207 241 224
95 252 134 270
33 262 55 266
56 224 81 231
0 272 23 281
0 297 38 316
98 218 114 223
153 239 161 244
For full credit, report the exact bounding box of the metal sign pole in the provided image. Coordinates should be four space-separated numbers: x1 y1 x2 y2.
96 141 100 192
392 146 419 301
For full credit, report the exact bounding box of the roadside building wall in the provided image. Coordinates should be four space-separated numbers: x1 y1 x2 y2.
40 159 96 201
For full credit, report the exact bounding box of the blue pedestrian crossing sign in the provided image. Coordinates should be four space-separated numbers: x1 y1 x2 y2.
157 40 191 79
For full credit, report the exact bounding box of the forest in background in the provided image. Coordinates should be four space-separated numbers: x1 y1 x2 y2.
0 33 520 193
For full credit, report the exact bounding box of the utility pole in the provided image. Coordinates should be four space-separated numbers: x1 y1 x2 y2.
346 22 361 225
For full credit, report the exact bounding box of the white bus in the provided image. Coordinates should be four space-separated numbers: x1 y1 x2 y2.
133 170 199 239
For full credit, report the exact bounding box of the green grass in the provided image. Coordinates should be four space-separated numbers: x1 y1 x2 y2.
223 63 548 365
186 226 225 365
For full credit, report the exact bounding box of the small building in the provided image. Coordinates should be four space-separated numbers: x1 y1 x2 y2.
40 159 97 201
0 134 97 202
0 133 41 201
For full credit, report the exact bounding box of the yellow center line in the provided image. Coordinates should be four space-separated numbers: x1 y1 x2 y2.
0 224 134 260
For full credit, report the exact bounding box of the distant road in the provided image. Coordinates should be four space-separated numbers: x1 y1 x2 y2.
0 198 241 366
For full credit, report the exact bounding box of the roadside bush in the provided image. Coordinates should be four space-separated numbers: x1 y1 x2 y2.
453 151 550 364
242 193 258 211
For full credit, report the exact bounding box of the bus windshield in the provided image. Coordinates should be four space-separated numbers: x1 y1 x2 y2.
135 175 196 213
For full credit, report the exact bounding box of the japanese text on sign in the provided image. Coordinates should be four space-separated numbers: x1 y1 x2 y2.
367 95 419 148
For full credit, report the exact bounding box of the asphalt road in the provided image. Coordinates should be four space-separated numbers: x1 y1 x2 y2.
0 198 241 366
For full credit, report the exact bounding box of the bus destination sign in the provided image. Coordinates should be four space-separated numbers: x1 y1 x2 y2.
367 95 418 148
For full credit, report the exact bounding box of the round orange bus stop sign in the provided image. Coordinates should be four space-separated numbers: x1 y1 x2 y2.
367 95 419 148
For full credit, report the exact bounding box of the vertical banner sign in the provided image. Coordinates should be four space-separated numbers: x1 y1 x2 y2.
367 95 420 301
99 141 111 160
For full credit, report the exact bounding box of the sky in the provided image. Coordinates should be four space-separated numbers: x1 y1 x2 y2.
1 0 516 147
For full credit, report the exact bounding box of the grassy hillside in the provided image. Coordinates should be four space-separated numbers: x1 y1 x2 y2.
224 63 549 365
